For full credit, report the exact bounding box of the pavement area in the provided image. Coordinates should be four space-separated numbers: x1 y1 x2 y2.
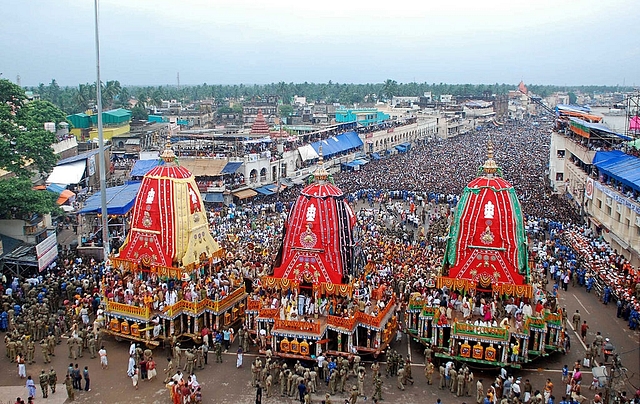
16 199 638 403
0 276 636 404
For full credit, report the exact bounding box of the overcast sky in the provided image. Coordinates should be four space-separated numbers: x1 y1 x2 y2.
1 0 638 87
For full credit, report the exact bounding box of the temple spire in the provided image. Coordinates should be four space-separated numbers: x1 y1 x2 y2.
160 140 177 165
313 144 329 182
481 140 498 176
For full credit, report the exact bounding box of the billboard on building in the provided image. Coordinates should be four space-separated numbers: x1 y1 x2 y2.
36 233 58 272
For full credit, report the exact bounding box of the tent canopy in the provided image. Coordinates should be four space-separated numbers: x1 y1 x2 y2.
78 182 141 215
593 150 640 191
298 144 320 162
46 183 67 194
233 189 257 199
203 192 224 203
130 159 160 177
47 160 86 185
221 161 243 174
56 189 75 205
569 117 631 140
179 158 227 177
310 131 363 157
255 186 275 196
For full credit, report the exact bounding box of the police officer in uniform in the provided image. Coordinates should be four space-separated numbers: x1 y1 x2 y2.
215 341 223 363
87 333 97 359
163 357 174 383
49 367 57 394
39 369 49 398
26 338 36 364
425 360 434 385
40 339 50 364
373 375 383 401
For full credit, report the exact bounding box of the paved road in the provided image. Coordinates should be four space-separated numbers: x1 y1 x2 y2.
20 207 635 402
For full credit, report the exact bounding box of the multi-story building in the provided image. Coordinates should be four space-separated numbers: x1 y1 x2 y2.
67 108 132 142
243 96 279 127
334 108 390 127
548 117 640 266
363 117 437 154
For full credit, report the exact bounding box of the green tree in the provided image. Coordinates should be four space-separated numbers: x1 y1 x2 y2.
568 92 577 104
19 100 68 128
278 104 294 119
102 80 122 108
130 104 148 121
0 79 62 219
382 79 398 101
0 177 59 219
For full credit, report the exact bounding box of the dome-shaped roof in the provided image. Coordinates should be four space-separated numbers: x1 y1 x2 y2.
300 182 344 198
440 141 530 296
118 144 220 269
466 175 514 191
145 164 192 179
273 159 356 284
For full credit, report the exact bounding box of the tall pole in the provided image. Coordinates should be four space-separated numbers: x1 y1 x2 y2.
94 0 110 258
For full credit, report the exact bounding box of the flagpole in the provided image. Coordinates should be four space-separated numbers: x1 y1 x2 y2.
94 0 110 258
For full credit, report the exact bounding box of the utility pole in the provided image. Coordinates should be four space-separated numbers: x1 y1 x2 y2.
94 0 110 258
604 353 625 404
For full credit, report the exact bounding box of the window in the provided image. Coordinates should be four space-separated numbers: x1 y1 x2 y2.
597 199 602 209
556 173 564 181
606 206 612 215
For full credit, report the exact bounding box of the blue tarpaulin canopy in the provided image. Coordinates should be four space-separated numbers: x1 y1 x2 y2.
203 193 224 203
371 153 381 160
310 131 363 157
130 159 160 177
255 186 275 196
78 182 141 215
342 161 360 169
46 183 67 194
593 150 640 191
221 162 243 174
353 158 369 165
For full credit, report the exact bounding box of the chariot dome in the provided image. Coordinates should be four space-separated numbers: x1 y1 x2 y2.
117 144 221 269
440 141 531 297
272 154 357 285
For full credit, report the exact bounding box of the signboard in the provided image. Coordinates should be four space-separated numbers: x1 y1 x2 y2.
38 247 58 272
594 180 640 215
584 177 594 200
35 233 57 258
88 155 96 177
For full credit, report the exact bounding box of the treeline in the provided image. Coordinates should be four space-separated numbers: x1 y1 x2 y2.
26 79 635 116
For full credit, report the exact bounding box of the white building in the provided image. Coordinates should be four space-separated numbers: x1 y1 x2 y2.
548 126 640 266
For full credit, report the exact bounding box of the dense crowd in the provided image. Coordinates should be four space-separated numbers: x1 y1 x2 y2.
2 118 639 403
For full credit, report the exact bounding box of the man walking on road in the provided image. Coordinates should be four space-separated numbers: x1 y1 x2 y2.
572 310 580 330
580 321 589 341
